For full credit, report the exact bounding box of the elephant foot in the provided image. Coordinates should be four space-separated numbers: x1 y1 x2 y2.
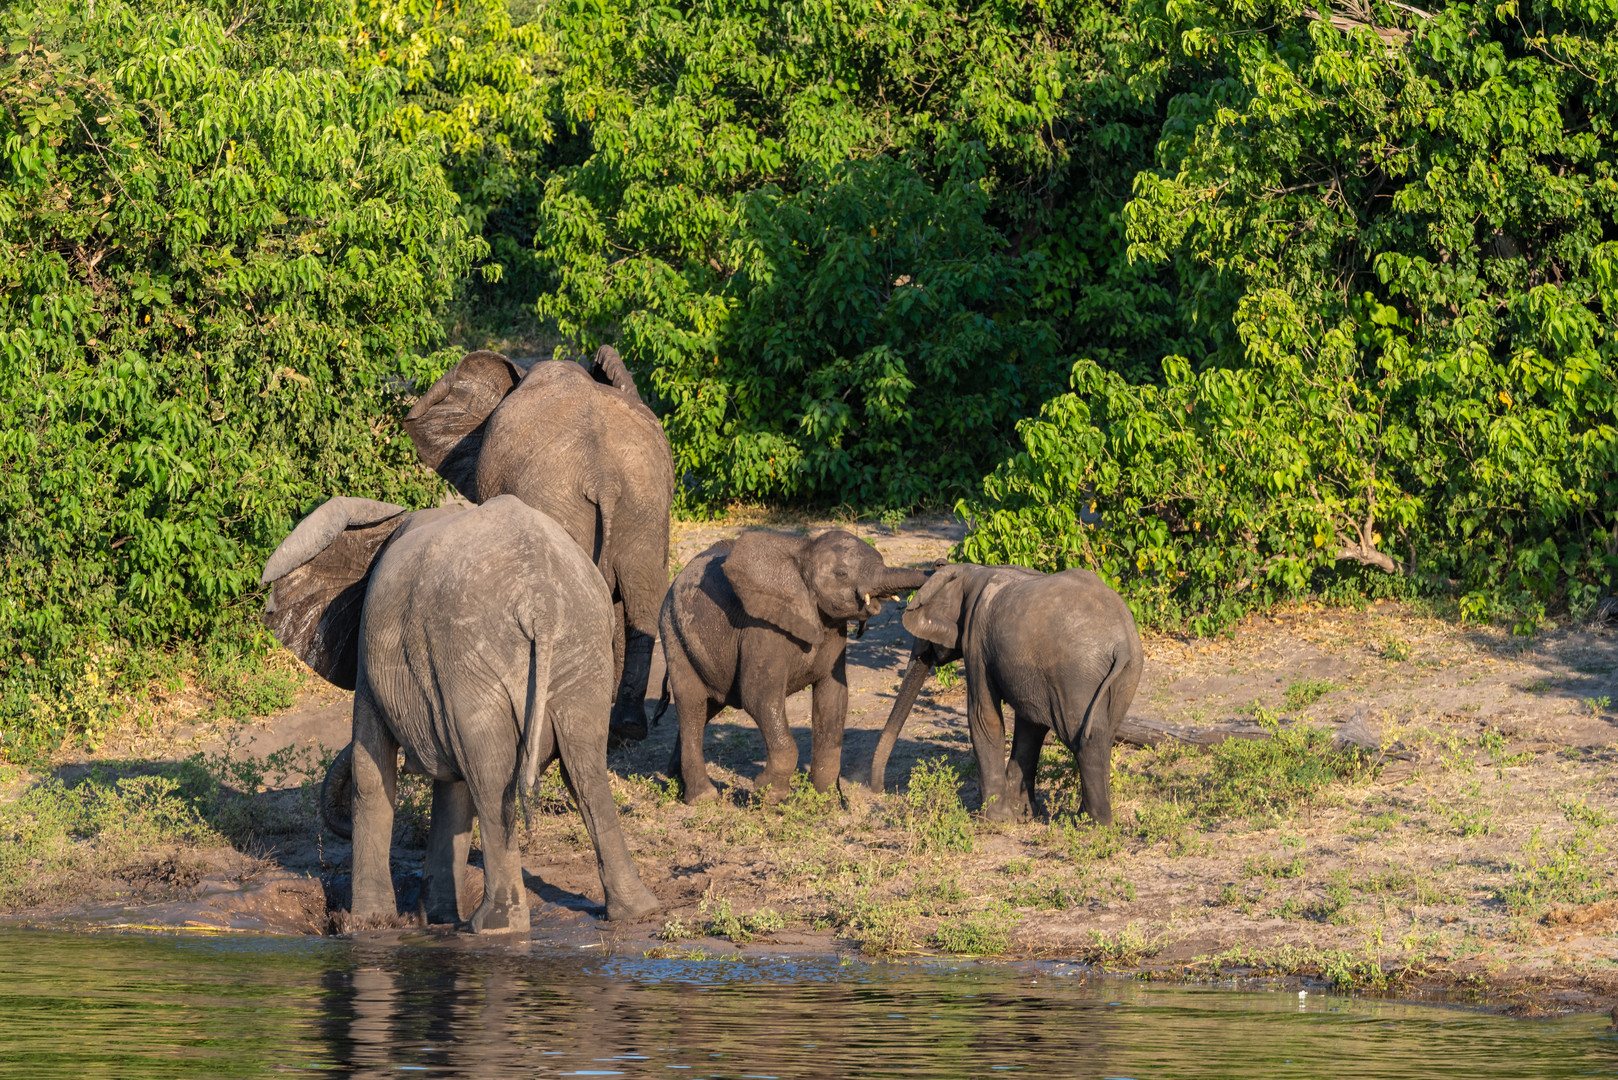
755 771 794 804
606 883 662 922
468 898 530 935
608 720 648 746
981 797 1021 824
681 778 720 806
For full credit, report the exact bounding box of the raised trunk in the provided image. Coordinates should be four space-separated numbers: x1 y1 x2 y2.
867 652 933 794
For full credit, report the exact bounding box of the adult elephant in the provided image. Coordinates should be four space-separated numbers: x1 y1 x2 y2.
260 494 661 931
660 530 929 804
404 346 673 742
867 564 1143 826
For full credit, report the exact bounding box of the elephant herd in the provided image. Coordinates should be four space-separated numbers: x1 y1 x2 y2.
259 348 1145 934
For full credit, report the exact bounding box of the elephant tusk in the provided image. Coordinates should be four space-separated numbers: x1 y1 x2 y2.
860 592 870 608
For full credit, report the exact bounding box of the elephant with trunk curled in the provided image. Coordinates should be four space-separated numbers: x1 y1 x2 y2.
261 494 660 931
869 563 1143 826
660 530 929 804
404 346 672 743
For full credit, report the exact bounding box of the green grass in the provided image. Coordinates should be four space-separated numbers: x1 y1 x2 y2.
1078 922 1163 967
1284 678 1339 710
899 758 973 854
932 901 1017 955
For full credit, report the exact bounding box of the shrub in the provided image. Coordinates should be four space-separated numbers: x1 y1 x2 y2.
0 0 480 755
960 0 1618 631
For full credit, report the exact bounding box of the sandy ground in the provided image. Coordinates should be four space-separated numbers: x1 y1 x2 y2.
8 511 1618 1016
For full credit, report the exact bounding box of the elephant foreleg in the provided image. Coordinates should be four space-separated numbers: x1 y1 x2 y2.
965 673 1009 818
553 706 661 921
609 626 655 741
421 779 473 924
807 648 849 793
349 689 399 922
740 680 797 803
1002 713 1048 822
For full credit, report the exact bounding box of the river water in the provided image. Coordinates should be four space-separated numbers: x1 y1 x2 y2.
0 928 1613 1078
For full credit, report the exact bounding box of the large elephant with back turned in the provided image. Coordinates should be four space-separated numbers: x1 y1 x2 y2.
404 345 673 742
261 494 660 931
868 564 1144 826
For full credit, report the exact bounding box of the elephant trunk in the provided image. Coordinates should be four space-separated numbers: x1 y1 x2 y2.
868 650 933 794
872 565 928 598
320 742 355 840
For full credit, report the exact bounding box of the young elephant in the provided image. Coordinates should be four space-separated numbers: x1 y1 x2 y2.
260 494 660 931
660 530 929 804
868 564 1143 826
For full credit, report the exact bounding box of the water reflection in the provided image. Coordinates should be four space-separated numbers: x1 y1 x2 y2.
0 929 1614 1079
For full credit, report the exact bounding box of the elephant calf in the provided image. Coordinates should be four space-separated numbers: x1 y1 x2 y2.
660 529 928 804
261 494 660 931
868 564 1143 826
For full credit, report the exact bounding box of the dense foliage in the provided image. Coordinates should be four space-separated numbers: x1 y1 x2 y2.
10 0 1618 752
961 0 1618 630
0 0 480 749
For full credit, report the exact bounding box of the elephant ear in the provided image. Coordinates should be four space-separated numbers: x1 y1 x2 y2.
722 531 821 645
588 344 642 399
403 350 527 501
902 563 968 651
260 497 411 690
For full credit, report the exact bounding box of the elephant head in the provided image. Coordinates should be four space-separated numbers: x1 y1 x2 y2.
722 529 928 646
259 497 414 690
404 346 644 501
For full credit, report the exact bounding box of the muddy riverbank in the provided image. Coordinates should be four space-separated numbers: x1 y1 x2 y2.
5 511 1617 1018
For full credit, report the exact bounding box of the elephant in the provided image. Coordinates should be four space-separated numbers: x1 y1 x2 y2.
404 345 673 743
658 529 929 804
867 563 1143 826
260 493 660 931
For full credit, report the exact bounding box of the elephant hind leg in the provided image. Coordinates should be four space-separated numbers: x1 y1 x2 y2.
552 700 661 921
458 731 530 935
1003 713 1049 822
421 780 474 924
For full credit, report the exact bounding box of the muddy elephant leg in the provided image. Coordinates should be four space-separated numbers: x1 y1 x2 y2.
740 680 797 803
610 627 655 741
1075 716 1115 827
1004 713 1048 822
966 673 1009 819
460 746 528 935
807 648 849 793
350 688 399 921
553 706 661 921
420 779 473 924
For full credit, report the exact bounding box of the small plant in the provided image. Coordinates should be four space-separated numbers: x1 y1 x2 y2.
1583 696 1612 715
1498 824 1609 915
1079 922 1162 967
934 661 961 690
1243 853 1306 879
1560 798 1613 830
932 902 1018 955
658 915 702 942
698 895 787 943
1214 882 1241 907
1283 678 1338 710
900 758 974 854
1050 815 1123 862
1378 636 1412 662
879 508 907 532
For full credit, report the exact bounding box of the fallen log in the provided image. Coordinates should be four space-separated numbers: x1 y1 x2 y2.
1115 709 1379 752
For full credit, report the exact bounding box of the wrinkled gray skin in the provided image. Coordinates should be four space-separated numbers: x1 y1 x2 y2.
660 530 928 804
404 346 673 742
260 494 660 931
869 564 1143 826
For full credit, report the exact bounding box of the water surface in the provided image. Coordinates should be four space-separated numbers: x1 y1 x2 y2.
0 928 1612 1078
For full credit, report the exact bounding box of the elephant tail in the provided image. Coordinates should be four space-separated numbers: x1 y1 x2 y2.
320 743 355 840
1084 642 1139 744
519 635 555 791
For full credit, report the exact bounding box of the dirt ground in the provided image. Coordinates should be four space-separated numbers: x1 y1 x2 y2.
7 511 1618 1017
